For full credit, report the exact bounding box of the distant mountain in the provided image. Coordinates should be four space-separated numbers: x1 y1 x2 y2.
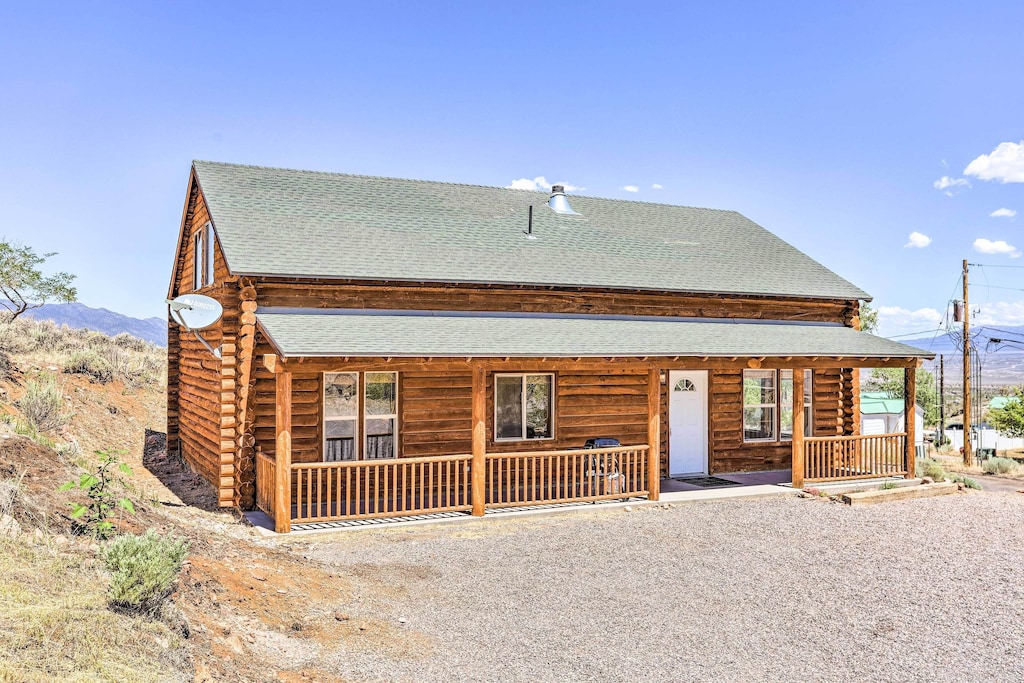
896 326 1024 386
899 325 1024 355
23 303 166 347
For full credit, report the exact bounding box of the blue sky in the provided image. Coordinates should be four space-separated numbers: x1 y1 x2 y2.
1 1 1022 338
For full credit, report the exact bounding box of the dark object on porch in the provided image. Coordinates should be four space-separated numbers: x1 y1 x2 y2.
584 437 620 449
672 476 741 488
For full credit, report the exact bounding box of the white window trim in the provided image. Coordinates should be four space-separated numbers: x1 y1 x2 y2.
743 369 813 443
205 222 215 286
193 222 215 291
192 229 204 291
493 372 555 442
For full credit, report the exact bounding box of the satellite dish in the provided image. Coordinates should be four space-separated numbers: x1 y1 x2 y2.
166 294 224 358
167 294 223 331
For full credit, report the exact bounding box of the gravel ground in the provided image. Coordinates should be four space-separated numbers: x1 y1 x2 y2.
293 491 1024 683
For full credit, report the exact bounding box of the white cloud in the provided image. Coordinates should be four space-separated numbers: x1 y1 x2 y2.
964 140 1024 183
506 176 584 192
651 183 664 190
904 231 932 248
973 238 1021 258
622 185 639 193
974 301 1024 327
880 300 1024 336
876 306 942 338
933 176 970 195
990 208 1018 218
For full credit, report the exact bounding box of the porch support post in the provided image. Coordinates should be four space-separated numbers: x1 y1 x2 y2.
274 371 292 534
471 365 486 516
647 368 661 501
904 366 916 477
792 368 806 490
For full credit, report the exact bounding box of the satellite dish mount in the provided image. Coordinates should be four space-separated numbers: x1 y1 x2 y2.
166 294 224 358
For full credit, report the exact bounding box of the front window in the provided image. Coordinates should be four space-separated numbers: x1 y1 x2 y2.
323 372 398 461
744 369 812 442
495 373 553 441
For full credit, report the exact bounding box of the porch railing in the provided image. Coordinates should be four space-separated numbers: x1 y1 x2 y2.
255 450 276 516
804 433 907 482
485 446 650 508
291 453 473 523
262 444 650 528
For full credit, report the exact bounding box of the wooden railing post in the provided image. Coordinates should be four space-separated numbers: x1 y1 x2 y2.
471 366 486 516
792 368 805 490
904 366 916 477
647 368 661 501
274 371 292 533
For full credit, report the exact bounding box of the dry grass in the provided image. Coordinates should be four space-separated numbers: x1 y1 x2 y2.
0 537 188 682
0 317 164 390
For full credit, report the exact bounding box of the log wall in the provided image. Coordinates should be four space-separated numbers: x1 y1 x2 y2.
255 279 856 323
167 181 239 507
706 368 845 474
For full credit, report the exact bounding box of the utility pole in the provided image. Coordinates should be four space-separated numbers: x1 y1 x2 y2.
939 354 945 447
962 259 972 466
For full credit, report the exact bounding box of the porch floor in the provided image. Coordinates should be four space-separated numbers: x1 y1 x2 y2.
243 470 797 536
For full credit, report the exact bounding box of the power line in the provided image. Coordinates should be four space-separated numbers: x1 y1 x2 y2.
969 263 1024 269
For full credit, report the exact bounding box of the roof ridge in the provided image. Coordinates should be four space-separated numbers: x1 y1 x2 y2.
191 160 735 214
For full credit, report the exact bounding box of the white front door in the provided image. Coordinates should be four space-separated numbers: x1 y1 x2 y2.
669 370 708 476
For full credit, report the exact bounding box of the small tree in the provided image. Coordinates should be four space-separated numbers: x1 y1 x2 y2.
859 302 879 334
0 240 77 322
865 367 940 425
988 389 1024 439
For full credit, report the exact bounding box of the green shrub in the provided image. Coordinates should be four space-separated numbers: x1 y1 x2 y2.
915 458 946 481
64 349 114 383
880 481 898 490
950 473 982 490
101 530 189 614
58 450 134 539
16 372 71 432
982 457 1021 475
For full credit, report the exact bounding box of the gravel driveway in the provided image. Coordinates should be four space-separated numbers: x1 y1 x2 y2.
294 492 1024 682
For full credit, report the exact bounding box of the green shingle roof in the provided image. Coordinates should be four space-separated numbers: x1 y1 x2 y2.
193 161 870 301
257 311 932 358
860 392 909 415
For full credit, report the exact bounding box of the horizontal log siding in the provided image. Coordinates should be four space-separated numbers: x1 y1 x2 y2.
169 185 240 506
256 280 854 323
707 369 845 474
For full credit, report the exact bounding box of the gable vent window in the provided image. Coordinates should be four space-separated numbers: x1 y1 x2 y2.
193 222 215 291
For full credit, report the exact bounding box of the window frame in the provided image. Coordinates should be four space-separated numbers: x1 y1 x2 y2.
742 369 812 443
363 371 398 460
192 221 215 291
321 371 400 462
493 372 555 443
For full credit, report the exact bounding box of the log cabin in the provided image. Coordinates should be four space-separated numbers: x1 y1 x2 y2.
167 161 933 532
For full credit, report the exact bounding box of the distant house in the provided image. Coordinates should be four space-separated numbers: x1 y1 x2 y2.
167 161 933 532
860 392 924 445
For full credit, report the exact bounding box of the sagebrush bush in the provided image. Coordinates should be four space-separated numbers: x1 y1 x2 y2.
0 349 12 380
16 373 71 432
916 458 946 481
983 457 1021 475
64 350 114 383
102 530 189 613
112 332 148 352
